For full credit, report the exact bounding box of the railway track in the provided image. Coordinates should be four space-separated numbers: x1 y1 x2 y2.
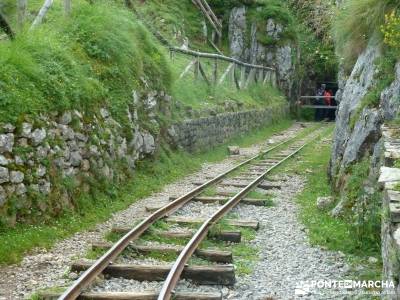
40 124 325 300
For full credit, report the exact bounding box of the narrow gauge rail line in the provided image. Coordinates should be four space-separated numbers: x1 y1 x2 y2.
158 129 322 299
58 127 309 300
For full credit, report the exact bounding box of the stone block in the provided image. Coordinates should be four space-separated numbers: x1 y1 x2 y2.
379 167 400 183
0 166 9 183
10 171 24 184
227 146 240 155
0 133 14 153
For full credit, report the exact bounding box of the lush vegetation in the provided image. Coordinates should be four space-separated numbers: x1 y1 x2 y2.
333 0 400 70
0 1 171 125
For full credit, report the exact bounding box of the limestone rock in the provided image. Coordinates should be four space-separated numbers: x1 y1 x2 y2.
143 133 155 154
89 145 100 157
100 108 110 119
21 122 32 138
0 155 8 166
368 257 378 264
0 133 14 153
329 41 381 180
10 171 24 183
58 124 75 140
59 111 72 125
379 167 400 183
3 123 15 133
15 183 27 195
381 62 400 121
31 128 46 146
266 18 283 38
229 6 247 59
316 196 334 211
144 91 158 111
81 159 90 172
341 108 382 168
70 151 82 167
39 180 51 195
132 131 144 152
36 165 47 178
0 167 9 184
228 146 240 155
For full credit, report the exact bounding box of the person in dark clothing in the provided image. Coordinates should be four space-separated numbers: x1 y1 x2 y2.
315 84 326 121
327 89 336 120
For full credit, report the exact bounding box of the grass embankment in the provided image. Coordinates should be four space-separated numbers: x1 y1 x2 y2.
0 0 171 125
0 120 293 265
277 126 382 280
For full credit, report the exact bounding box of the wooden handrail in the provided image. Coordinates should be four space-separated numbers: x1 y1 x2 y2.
170 47 275 71
192 0 221 37
198 0 222 28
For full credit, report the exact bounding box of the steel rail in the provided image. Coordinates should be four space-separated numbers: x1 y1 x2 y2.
58 132 300 300
157 132 320 300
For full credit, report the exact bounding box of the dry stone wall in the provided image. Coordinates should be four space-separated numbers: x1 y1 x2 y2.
378 126 400 299
168 104 288 152
0 89 170 226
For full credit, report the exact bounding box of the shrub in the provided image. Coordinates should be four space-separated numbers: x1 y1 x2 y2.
381 10 400 49
333 0 400 70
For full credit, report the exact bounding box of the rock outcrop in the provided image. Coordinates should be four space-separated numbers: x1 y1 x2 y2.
330 38 400 298
228 6 295 97
329 41 400 210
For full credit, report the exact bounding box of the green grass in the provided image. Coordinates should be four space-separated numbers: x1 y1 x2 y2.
200 186 218 197
245 190 275 206
0 120 293 265
0 0 172 125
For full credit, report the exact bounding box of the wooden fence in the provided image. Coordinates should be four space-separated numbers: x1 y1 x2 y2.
170 47 277 90
2 1 276 90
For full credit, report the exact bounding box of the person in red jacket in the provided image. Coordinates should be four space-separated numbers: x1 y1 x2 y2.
324 90 332 106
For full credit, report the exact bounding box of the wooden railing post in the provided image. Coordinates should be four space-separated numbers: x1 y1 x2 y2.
213 58 218 85
194 57 200 80
233 64 240 90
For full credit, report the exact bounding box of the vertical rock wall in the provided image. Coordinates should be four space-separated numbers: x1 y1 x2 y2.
228 6 295 98
330 38 400 296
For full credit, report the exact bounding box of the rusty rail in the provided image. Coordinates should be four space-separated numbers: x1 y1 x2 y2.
157 134 316 299
58 134 297 300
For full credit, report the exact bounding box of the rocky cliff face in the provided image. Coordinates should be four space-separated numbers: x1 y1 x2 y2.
228 6 295 98
329 40 400 214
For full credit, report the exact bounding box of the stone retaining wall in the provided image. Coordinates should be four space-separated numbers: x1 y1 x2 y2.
168 104 289 152
379 125 400 298
0 89 169 226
